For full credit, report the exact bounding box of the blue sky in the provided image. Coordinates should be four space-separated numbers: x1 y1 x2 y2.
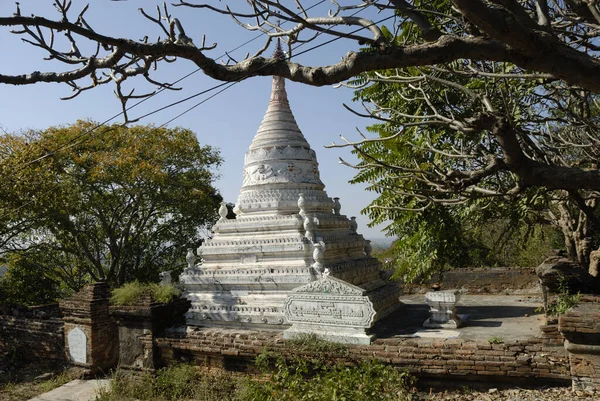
0 1 394 240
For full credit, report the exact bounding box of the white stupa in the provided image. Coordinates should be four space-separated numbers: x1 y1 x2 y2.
181 44 400 329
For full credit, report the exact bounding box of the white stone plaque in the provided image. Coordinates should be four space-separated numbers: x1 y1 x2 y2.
67 327 87 363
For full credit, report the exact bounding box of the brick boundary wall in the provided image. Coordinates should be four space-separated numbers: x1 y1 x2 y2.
0 314 65 363
403 267 540 295
155 328 571 387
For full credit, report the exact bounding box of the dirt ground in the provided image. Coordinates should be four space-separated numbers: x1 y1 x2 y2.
0 360 83 401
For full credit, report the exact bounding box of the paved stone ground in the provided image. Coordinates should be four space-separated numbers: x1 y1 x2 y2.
375 294 545 342
28 379 110 401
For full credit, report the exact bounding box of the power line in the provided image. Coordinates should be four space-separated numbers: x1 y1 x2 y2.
0 1 328 186
156 11 394 129
0 6 393 221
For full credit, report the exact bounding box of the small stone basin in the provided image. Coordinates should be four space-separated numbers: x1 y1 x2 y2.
424 290 463 329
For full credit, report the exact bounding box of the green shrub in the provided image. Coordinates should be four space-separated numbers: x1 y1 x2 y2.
96 370 156 401
244 353 415 401
110 281 180 306
96 365 240 401
154 364 201 401
546 292 581 316
0 253 68 307
152 284 181 304
283 333 349 356
96 350 417 401
488 337 504 344
536 273 581 317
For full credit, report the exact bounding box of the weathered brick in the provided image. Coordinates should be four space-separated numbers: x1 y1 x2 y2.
415 348 441 355
478 370 506 376
475 361 503 367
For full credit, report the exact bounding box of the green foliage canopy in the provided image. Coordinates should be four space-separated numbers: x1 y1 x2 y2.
346 21 590 281
0 120 222 300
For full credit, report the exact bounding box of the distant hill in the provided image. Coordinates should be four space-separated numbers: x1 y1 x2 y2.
368 237 395 250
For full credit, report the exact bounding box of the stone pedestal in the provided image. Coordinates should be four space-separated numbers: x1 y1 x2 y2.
283 275 380 344
59 282 118 374
559 302 600 391
110 296 190 371
423 290 463 329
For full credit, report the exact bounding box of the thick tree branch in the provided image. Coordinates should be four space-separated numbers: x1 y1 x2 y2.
491 117 600 191
3 15 600 92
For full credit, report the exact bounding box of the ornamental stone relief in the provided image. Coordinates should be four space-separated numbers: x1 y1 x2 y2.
293 275 366 296
283 276 377 328
244 145 317 163
242 161 322 186
236 189 331 205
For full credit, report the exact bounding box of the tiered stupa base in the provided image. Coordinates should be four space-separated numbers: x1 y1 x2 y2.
180 211 401 329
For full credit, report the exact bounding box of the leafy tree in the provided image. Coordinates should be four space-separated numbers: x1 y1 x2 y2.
0 252 67 307
0 120 222 294
342 23 600 279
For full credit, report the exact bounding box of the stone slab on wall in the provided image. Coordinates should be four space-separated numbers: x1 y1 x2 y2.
155 327 571 386
110 296 191 371
404 268 540 295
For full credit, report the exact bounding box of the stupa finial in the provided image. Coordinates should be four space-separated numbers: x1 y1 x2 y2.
270 38 288 104
273 36 285 60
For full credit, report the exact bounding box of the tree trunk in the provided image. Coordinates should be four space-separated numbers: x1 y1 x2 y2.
589 248 600 277
557 201 593 271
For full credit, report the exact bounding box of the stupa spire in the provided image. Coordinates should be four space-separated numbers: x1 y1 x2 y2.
269 39 289 106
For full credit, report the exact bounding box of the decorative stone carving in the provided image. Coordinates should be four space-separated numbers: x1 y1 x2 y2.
364 240 372 257
312 243 325 274
159 271 172 285
349 216 358 233
186 248 196 269
245 146 317 164
298 193 306 218
333 197 341 215
283 275 377 344
304 214 315 242
423 290 464 329
218 202 228 221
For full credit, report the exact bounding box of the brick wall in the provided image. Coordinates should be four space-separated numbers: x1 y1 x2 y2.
60 282 119 374
156 328 571 386
404 267 540 295
559 301 600 390
0 305 65 363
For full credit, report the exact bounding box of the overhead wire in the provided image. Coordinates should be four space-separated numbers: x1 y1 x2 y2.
0 5 393 220
1 1 328 176
157 8 391 128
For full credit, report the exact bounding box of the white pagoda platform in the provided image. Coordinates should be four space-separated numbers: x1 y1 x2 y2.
180 47 401 329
